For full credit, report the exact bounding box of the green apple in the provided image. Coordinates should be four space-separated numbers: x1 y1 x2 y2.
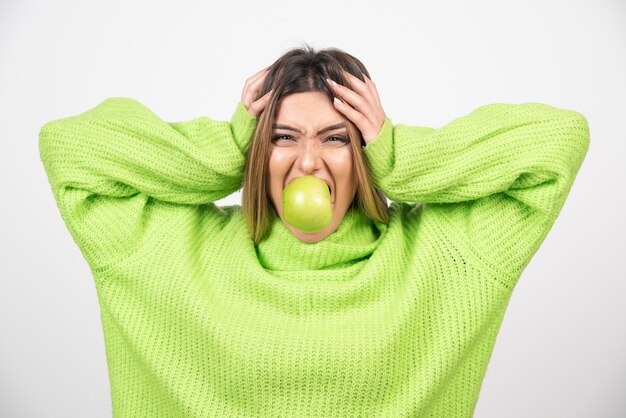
282 175 333 233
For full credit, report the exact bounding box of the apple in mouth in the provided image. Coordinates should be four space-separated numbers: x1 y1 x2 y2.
282 176 333 233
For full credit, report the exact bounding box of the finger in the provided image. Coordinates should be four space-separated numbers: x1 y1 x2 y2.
337 71 379 115
255 66 271 82
328 77 378 128
242 81 266 109
247 89 273 117
362 73 381 107
333 97 384 144
242 67 272 107
342 71 372 98
244 67 270 92
360 73 386 122
251 65 271 79
346 71 382 114
351 71 386 125
328 79 368 112
332 96 371 134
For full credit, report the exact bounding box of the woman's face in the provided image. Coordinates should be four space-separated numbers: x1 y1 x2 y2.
267 91 357 243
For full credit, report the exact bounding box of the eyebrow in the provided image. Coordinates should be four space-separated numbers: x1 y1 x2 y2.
272 122 347 135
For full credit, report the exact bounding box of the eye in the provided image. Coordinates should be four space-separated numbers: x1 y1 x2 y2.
325 136 348 143
271 134 293 142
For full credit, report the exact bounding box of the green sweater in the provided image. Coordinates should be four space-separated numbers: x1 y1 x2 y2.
39 97 589 417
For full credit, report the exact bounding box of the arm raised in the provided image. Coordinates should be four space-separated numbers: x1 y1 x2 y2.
363 102 590 279
39 97 257 273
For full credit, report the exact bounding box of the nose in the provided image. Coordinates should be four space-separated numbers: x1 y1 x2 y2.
294 140 324 173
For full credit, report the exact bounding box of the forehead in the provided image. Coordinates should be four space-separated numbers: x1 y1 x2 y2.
274 92 346 129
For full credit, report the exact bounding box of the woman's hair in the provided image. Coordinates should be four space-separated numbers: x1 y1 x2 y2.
241 43 390 244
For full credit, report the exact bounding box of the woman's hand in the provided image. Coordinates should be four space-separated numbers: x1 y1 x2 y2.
326 71 387 146
240 66 273 118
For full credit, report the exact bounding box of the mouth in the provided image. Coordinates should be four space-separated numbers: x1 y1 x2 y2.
285 177 335 205
324 181 335 204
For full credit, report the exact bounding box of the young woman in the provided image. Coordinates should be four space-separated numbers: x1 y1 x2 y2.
39 45 590 417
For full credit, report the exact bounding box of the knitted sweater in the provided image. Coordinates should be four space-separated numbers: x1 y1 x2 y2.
39 97 589 418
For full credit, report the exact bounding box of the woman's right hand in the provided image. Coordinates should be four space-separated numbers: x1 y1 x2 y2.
240 66 273 118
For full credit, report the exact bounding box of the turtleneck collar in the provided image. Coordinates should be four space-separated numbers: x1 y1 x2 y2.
255 207 387 271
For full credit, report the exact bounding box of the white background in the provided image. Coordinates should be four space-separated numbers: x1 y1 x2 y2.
1 0 624 416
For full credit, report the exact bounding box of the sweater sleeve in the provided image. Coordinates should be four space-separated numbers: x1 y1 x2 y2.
39 97 257 273
362 102 590 279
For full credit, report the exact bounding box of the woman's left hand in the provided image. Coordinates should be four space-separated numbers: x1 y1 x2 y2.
326 70 387 146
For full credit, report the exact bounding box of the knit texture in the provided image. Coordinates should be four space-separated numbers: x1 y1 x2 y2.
39 97 590 417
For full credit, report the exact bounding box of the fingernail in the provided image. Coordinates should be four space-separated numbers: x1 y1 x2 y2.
333 96 341 105
326 78 336 86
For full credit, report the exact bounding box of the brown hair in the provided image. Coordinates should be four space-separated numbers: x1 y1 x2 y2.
241 43 390 244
